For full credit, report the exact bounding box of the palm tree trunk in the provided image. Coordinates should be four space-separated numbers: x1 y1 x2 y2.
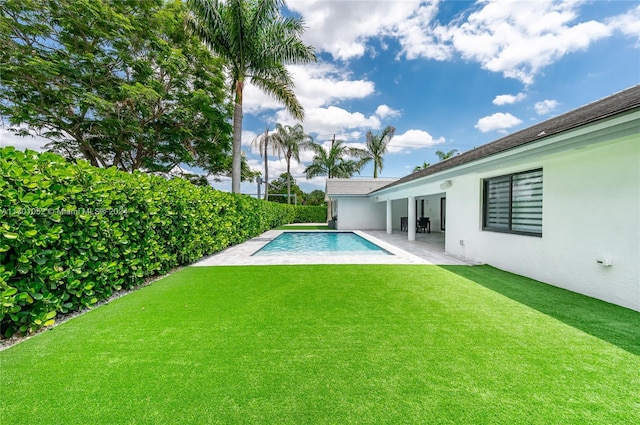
286 158 291 204
231 81 244 193
263 127 269 200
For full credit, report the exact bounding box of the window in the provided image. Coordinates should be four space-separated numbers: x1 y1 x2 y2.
483 169 542 236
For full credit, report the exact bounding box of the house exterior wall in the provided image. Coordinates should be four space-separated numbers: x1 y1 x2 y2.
445 137 640 311
331 196 444 232
334 197 387 230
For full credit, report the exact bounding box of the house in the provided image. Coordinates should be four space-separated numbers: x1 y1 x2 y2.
326 85 640 311
325 178 397 228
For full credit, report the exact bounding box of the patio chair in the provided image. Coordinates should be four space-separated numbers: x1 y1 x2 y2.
400 216 408 232
417 217 431 233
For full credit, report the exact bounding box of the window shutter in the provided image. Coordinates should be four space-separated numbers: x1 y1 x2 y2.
511 170 543 234
485 176 510 230
483 169 543 236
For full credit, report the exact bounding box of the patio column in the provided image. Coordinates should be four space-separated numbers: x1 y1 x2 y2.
386 200 392 234
408 196 416 241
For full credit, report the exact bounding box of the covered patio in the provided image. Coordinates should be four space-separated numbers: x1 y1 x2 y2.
362 229 465 265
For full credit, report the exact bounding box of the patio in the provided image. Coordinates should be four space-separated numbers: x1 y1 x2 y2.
364 230 466 265
194 229 472 266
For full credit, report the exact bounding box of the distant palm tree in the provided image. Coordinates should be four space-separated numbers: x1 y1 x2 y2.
251 126 272 200
413 161 430 172
304 137 367 180
361 125 395 178
271 123 312 204
186 0 316 193
436 149 458 161
304 137 367 220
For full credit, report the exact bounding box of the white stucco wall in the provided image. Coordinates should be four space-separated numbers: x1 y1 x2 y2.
445 137 640 311
334 197 387 230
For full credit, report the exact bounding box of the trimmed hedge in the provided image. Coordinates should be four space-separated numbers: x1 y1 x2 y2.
293 205 326 223
0 147 323 337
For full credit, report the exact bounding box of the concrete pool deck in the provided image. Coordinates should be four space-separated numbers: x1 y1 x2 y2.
193 229 474 266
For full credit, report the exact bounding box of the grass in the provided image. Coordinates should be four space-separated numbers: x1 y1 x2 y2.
1 265 638 424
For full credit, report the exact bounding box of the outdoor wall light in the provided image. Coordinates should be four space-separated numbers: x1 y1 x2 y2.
440 180 452 190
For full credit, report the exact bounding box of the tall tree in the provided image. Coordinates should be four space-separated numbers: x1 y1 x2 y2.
304 137 367 180
306 189 326 206
361 125 395 178
304 136 367 220
436 149 458 161
271 123 311 204
251 126 272 200
186 0 316 193
267 173 305 205
0 0 233 176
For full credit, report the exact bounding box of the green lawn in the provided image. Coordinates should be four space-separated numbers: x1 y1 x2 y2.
1 265 638 424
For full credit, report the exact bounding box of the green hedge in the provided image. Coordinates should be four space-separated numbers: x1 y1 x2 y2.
293 205 326 223
0 147 321 337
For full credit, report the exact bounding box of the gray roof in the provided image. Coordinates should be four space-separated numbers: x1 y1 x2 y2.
326 178 398 197
375 84 640 192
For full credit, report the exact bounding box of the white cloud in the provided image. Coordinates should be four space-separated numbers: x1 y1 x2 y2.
396 2 453 61
608 4 640 44
375 104 401 119
0 127 49 151
438 1 612 84
276 106 381 138
242 130 260 149
387 129 445 154
286 1 637 86
243 63 375 115
291 64 375 109
534 99 559 115
287 0 423 61
285 1 640 85
475 113 523 133
493 92 527 105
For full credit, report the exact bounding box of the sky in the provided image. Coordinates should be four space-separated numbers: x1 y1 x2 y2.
1 0 639 196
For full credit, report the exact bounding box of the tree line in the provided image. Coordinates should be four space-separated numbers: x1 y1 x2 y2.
251 123 398 204
1 0 456 193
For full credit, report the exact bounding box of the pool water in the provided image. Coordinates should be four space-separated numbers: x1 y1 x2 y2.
253 231 391 256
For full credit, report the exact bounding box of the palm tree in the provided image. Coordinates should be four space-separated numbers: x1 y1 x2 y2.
413 161 430 172
435 149 458 161
271 123 312 204
186 0 316 193
251 126 272 200
304 136 367 220
361 125 395 178
304 137 367 180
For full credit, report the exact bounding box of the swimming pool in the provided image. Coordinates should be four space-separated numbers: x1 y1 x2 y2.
252 231 392 256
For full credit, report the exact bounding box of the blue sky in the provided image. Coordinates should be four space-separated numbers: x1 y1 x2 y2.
1 0 639 195
236 0 640 194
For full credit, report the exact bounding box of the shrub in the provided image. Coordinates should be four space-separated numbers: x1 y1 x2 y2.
0 147 318 337
293 205 326 223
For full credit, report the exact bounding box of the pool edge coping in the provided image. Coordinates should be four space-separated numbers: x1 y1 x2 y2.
192 229 435 266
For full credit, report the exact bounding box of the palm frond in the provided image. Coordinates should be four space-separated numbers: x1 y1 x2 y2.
251 70 304 119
